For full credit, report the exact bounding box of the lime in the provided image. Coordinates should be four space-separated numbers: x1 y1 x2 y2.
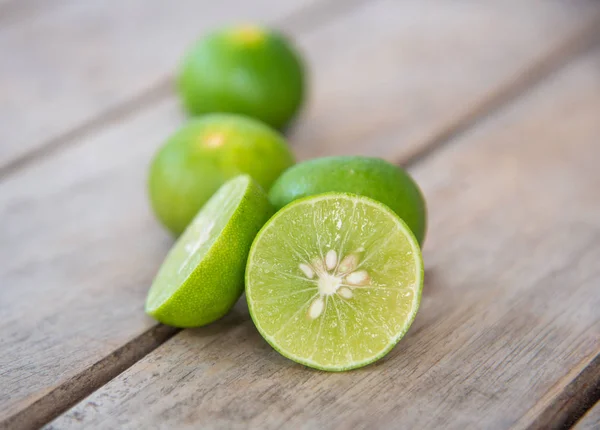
148 113 294 235
178 24 306 130
268 156 427 244
146 175 273 328
246 193 423 371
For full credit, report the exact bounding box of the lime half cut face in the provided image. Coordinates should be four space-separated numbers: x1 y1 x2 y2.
146 175 272 328
246 193 423 371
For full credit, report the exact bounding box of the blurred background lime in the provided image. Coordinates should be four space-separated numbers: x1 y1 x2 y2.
148 113 294 235
178 24 306 130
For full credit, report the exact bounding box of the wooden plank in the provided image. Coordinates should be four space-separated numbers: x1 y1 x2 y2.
524 354 600 428
0 0 320 174
575 402 600 430
0 1 332 427
47 46 600 429
0 0 71 28
290 0 600 162
1 0 599 177
2 1 599 428
0 97 181 429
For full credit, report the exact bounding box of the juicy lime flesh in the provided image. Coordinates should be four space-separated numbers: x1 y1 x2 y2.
246 193 423 371
147 176 248 313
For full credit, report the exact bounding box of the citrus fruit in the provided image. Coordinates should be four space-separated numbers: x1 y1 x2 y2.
178 24 306 130
148 113 294 235
246 193 423 371
146 175 273 328
268 156 427 244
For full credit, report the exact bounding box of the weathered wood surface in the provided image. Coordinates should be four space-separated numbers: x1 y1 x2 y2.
0 0 71 27
1 0 598 176
575 402 600 429
48 46 600 429
0 0 320 174
290 0 600 162
0 1 326 427
1 0 599 428
525 354 600 429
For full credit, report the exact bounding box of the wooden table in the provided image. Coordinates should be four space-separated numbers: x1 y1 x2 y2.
1 1 599 429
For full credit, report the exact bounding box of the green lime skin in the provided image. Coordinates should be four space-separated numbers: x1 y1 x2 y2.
268 156 427 244
146 175 273 328
178 25 306 130
149 113 294 236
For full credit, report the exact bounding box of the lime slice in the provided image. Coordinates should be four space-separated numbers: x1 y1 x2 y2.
146 175 273 327
246 193 423 371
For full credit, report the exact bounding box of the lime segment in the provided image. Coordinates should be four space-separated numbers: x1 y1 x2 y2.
146 175 273 327
246 193 423 371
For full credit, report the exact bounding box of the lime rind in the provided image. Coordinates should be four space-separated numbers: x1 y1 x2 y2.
245 192 423 371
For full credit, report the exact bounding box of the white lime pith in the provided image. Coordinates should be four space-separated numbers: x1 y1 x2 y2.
246 193 423 371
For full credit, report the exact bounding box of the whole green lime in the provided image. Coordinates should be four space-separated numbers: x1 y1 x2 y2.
149 113 294 235
268 156 427 244
178 25 306 130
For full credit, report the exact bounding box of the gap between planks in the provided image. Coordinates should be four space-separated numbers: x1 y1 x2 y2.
397 18 600 428
395 21 600 427
523 352 600 430
0 326 178 430
0 0 369 182
396 13 600 169
2 1 597 181
4 7 599 430
573 398 600 429
0 0 368 428
43 43 600 430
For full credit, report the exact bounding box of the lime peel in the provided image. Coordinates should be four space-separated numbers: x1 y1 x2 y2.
146 175 273 328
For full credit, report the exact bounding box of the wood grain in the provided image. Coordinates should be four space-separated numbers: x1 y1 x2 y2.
0 0 320 173
0 97 181 429
575 401 600 430
47 46 600 429
2 1 599 428
0 1 331 427
290 0 600 162
1 0 599 177
523 353 600 429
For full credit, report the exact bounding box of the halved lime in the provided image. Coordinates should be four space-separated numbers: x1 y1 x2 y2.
246 193 423 371
146 175 273 328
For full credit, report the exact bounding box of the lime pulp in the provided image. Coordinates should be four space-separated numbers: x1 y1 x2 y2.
246 193 423 371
